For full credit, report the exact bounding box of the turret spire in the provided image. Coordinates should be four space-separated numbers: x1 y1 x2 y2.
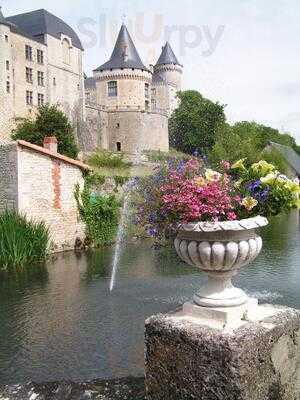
155 42 182 67
94 24 148 72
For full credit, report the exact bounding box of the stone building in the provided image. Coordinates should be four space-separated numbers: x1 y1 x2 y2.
83 24 183 154
0 7 84 139
0 137 89 251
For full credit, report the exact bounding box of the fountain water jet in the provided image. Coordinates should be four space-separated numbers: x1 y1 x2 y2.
109 179 134 292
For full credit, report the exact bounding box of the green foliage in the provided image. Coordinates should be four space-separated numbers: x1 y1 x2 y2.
11 104 79 158
84 172 106 187
260 148 289 175
0 210 50 272
87 150 131 169
74 184 120 246
209 121 298 173
169 90 226 154
114 175 130 187
144 148 193 163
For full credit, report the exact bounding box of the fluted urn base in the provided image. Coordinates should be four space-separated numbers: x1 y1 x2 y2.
174 216 268 311
193 273 248 307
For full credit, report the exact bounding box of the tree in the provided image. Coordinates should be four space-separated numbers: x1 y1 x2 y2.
12 104 79 158
169 90 226 155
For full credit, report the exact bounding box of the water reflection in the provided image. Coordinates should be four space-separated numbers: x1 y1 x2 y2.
0 211 299 384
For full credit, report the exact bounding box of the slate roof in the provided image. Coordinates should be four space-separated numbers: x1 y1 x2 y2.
6 9 83 50
155 42 182 66
84 77 96 90
269 141 300 176
94 24 148 72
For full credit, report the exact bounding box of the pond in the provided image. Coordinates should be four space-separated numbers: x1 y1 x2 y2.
0 212 299 385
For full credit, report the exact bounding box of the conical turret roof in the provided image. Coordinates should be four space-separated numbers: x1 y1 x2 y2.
94 24 148 72
155 42 182 66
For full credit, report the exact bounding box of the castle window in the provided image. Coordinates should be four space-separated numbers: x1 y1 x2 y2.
5 35 8 42
151 87 156 96
6 60 9 71
26 67 33 83
62 38 71 64
38 71 44 86
151 98 156 110
6 81 10 93
145 100 150 111
108 81 117 97
53 77 56 86
116 142 121 151
26 90 33 105
25 45 32 61
38 93 44 107
145 83 150 98
37 49 44 64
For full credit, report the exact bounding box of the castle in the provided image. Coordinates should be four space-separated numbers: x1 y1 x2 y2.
0 8 183 154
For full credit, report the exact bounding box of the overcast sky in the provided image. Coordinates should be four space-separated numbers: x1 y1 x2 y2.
3 0 300 143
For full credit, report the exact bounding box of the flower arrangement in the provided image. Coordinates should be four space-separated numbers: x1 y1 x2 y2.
135 158 300 239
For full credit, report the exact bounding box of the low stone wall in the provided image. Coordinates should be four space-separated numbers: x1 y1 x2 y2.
0 140 87 252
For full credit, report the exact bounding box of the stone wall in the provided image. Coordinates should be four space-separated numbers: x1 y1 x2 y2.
0 140 18 212
17 144 85 251
108 110 169 153
78 105 108 152
0 140 87 252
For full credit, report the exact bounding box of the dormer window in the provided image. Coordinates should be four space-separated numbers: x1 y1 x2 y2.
62 38 71 64
108 81 117 97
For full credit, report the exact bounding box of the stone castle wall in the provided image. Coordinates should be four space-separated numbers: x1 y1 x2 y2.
108 110 169 153
0 141 86 252
78 105 108 152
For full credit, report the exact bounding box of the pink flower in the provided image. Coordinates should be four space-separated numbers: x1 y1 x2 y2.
221 160 231 170
227 211 237 220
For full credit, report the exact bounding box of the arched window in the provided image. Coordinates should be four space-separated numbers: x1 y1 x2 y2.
108 81 117 97
62 38 71 64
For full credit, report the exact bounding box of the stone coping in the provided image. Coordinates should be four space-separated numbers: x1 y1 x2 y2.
177 215 268 233
16 140 91 171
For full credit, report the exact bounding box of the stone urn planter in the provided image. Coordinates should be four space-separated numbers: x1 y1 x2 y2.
174 216 268 309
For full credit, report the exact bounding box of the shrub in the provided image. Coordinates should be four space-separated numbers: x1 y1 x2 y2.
144 148 193 163
11 104 79 158
87 150 131 169
0 210 50 272
75 184 120 246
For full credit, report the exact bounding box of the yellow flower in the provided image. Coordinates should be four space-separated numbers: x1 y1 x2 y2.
205 169 221 182
260 172 277 185
285 180 300 194
195 176 206 187
251 160 275 176
234 178 243 189
242 197 258 211
231 158 246 170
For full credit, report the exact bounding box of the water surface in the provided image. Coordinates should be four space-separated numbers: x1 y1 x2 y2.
0 212 299 384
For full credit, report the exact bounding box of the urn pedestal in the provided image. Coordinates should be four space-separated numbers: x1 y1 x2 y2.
174 216 268 328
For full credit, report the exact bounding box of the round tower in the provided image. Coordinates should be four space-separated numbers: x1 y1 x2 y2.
153 42 183 115
0 7 14 138
93 24 152 111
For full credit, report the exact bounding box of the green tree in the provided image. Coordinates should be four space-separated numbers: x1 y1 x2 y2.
169 90 226 154
12 104 79 158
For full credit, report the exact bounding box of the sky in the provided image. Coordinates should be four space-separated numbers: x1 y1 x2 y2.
3 0 300 143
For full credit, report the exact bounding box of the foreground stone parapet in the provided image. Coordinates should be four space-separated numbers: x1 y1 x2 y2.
145 305 300 400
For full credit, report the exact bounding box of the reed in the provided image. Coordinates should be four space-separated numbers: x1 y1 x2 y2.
0 210 50 272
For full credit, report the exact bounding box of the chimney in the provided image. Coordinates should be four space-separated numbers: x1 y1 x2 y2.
43 136 58 153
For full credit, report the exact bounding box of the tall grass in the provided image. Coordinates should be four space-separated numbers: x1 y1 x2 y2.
87 150 132 169
0 210 50 272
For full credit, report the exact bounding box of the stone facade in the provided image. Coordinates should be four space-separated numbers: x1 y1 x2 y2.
84 26 183 154
0 138 89 252
0 9 84 140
